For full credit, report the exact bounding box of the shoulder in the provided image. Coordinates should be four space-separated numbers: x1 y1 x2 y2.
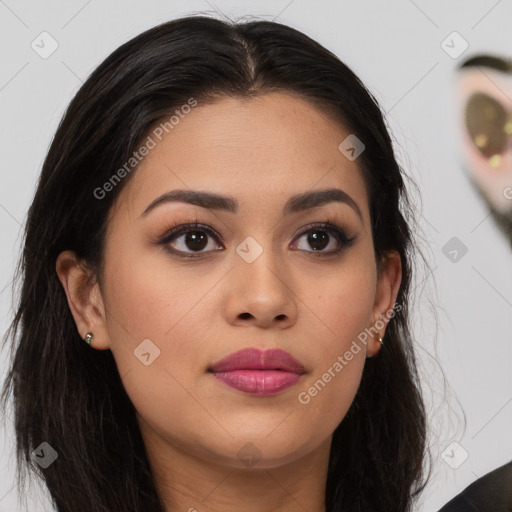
438 460 512 511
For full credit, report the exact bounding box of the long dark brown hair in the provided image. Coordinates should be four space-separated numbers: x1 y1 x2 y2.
1 14 430 512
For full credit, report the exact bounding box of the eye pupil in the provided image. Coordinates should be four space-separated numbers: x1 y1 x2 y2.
308 231 329 251
186 231 208 251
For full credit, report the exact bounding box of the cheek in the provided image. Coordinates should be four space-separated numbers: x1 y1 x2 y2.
103 244 214 345
100 253 220 448
100 242 225 404
287 253 375 436
311 255 376 355
300 270 374 398
295 350 366 448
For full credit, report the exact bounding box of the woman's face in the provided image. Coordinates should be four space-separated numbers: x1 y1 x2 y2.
60 92 400 472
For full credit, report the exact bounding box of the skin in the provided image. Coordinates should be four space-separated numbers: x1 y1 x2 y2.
56 92 401 512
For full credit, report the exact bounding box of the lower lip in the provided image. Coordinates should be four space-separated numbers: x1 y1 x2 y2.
211 370 303 395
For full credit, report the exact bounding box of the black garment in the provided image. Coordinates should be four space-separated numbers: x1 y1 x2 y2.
438 460 512 511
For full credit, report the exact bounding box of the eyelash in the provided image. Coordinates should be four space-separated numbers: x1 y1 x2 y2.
156 216 355 259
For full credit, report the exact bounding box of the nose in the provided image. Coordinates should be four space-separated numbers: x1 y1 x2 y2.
223 245 298 329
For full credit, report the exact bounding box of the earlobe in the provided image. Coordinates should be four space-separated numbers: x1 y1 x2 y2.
55 250 110 350
367 251 402 357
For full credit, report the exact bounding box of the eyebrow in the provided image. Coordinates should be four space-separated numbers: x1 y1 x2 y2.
141 187 363 220
458 54 512 73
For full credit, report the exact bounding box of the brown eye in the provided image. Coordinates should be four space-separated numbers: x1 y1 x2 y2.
181 231 209 251
307 231 330 251
465 92 511 163
157 223 224 259
292 222 355 256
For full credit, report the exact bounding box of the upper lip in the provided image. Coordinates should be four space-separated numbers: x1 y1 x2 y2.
209 348 306 374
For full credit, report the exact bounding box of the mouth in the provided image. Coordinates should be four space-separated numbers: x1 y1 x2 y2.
208 347 306 396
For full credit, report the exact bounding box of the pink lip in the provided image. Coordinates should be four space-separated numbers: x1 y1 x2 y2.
208 348 306 396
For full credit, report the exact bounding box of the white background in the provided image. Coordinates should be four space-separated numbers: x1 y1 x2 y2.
1 1 511 511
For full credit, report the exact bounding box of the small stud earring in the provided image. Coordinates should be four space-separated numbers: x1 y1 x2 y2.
379 337 383 346
84 332 93 345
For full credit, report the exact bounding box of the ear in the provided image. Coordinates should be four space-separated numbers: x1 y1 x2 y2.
366 250 402 357
55 250 111 350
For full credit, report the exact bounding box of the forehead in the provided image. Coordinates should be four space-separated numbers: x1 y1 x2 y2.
113 92 370 222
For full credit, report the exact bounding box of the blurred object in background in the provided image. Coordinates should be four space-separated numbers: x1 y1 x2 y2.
454 54 512 245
